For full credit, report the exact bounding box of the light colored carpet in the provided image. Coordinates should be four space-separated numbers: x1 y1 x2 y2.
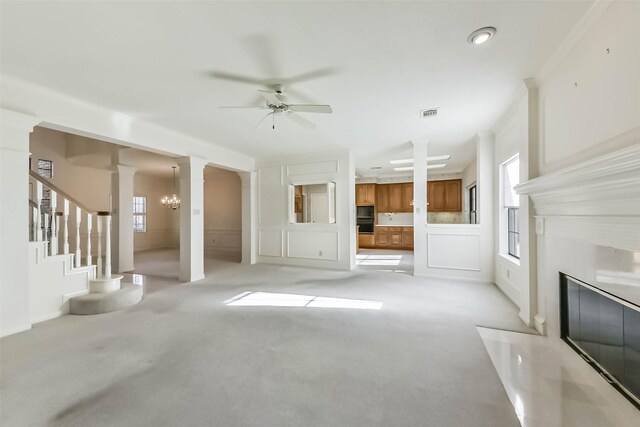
1 260 524 426
131 248 241 279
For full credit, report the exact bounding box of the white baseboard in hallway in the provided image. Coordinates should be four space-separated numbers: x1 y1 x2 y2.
477 327 640 427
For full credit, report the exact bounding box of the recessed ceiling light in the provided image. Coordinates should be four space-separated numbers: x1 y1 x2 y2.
390 159 413 165
467 27 496 45
390 155 451 165
427 155 451 162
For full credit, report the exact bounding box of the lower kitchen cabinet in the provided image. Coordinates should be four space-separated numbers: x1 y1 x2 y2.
375 226 413 250
358 233 376 248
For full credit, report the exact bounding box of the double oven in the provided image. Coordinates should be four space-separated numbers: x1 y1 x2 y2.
357 206 375 234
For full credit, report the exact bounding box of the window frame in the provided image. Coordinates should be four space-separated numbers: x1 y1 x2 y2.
500 154 520 262
133 196 147 233
468 184 477 225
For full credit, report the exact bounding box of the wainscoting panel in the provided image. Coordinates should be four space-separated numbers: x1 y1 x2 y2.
287 230 339 261
286 161 338 176
258 230 283 257
427 233 480 271
204 229 241 253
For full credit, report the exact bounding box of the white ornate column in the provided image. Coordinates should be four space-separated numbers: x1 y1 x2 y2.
178 157 207 282
110 164 137 273
412 139 428 276
0 109 40 337
239 171 257 265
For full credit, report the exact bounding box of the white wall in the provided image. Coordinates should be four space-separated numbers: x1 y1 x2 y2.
539 1 640 174
256 151 355 270
203 166 242 256
515 1 640 334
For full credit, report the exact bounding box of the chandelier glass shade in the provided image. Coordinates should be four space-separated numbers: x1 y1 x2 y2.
161 166 180 210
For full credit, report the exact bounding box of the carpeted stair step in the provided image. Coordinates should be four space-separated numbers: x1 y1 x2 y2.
69 283 143 315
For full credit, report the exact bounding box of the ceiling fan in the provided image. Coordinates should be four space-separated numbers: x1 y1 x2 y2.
220 85 333 130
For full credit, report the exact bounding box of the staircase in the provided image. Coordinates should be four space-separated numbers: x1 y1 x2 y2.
29 171 142 321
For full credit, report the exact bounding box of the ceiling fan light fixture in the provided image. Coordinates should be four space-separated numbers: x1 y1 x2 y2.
468 27 497 45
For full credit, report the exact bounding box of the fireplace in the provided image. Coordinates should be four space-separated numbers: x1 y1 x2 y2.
560 273 640 408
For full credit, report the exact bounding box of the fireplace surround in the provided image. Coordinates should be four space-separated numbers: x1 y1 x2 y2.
560 273 640 408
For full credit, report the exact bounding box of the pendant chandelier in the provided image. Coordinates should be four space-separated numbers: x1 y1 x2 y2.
161 166 180 210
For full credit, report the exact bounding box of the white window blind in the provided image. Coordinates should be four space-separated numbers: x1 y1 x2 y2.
503 156 520 208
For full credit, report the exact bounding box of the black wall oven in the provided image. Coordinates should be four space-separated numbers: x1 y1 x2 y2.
357 206 375 233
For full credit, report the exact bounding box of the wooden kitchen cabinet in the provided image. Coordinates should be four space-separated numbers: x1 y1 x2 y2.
402 228 414 247
389 185 403 212
376 184 389 212
375 226 414 250
359 233 375 248
401 183 413 212
376 226 389 247
427 179 461 212
389 227 403 247
356 184 376 206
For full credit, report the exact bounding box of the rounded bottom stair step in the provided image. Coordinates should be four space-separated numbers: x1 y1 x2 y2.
69 283 143 315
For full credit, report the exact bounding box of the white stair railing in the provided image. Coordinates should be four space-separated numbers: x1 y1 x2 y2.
29 170 112 278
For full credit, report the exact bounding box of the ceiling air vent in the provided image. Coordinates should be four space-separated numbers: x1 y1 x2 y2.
370 166 383 170
421 108 438 118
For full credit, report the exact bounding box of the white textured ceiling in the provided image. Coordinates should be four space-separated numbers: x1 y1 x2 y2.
1 1 592 175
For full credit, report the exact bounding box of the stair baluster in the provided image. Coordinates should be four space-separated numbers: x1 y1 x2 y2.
75 206 82 267
50 190 58 256
86 213 92 267
35 180 43 242
96 215 103 277
104 214 112 278
62 199 69 254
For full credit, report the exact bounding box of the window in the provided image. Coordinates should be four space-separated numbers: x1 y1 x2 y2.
469 185 477 224
37 159 53 213
133 196 146 233
37 159 53 178
502 155 520 259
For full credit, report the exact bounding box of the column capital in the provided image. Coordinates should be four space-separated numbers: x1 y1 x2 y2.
0 109 40 133
113 164 138 176
177 156 208 170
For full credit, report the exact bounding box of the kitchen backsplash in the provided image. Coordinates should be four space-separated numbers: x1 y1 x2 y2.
377 212 414 225
427 212 467 224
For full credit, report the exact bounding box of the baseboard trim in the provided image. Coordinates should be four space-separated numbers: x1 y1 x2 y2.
413 272 493 285
30 311 63 324
1 322 32 338
62 289 89 303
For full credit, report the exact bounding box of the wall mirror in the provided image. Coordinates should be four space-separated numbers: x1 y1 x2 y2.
288 182 336 224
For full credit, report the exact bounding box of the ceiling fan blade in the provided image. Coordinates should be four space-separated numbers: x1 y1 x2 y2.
255 112 274 129
207 71 266 85
284 67 338 84
288 104 333 114
220 106 269 109
287 112 316 129
258 90 282 106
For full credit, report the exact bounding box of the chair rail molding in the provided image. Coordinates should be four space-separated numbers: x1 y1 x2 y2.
516 142 640 252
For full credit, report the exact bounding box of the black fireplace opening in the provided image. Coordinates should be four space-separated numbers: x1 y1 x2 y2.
560 273 640 409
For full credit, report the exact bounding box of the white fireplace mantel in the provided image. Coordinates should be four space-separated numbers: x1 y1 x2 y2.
516 142 640 252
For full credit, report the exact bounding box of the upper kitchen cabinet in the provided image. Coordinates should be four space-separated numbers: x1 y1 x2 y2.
376 184 389 212
389 184 403 212
356 183 376 206
402 183 413 212
427 179 462 212
376 183 413 213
